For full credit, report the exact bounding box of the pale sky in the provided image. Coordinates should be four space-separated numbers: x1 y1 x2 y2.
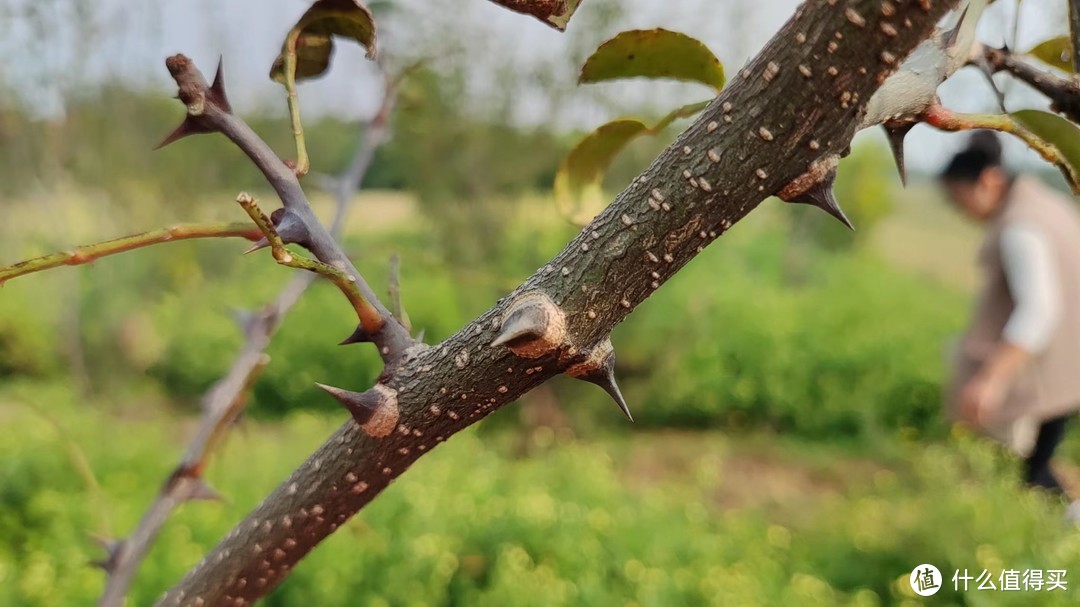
0 0 1071 174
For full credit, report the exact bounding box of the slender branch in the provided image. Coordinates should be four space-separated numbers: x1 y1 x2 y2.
163 55 414 362
921 102 1080 191
158 2 959 605
0 223 261 286
282 29 310 177
982 45 1080 124
96 84 398 607
238 192 385 335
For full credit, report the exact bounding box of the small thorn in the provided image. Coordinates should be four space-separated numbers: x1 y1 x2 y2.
414 328 426 343
154 116 210 150
243 238 270 255
790 168 853 230
208 56 231 113
229 307 256 332
87 532 124 572
339 325 371 346
316 383 379 424
187 479 223 502
943 5 969 49
491 306 547 348
883 122 915 186
581 363 633 422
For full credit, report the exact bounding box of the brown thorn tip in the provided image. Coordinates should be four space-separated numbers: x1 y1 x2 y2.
316 383 378 425
154 116 211 150
883 123 915 186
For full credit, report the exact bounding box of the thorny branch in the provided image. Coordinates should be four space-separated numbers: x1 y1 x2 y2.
0 223 261 286
162 55 415 363
156 2 960 605
94 81 399 607
982 45 1080 124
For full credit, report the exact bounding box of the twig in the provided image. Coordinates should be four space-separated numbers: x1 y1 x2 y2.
163 55 414 363
282 29 310 177
1070 0 1080 74
0 223 261 286
96 79 399 607
982 46 1080 124
921 102 1080 191
238 192 385 335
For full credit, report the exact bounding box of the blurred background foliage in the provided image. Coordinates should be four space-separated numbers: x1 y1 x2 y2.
3 0 1080 604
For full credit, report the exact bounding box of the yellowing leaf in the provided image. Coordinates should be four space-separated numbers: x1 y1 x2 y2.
554 101 711 224
270 0 377 83
1027 36 1073 72
579 29 726 92
1013 109 1080 190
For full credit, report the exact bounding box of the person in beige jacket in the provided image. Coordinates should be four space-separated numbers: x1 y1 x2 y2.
941 132 1080 500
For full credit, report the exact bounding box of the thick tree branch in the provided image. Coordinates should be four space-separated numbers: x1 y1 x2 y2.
0 223 261 286
983 45 1080 123
1070 0 1080 74
162 56 415 363
97 87 397 607
156 2 958 605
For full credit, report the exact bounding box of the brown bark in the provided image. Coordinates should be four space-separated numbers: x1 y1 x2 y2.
984 46 1080 124
156 1 958 605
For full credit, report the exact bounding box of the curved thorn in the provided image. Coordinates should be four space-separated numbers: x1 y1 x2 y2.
154 116 209 150
316 383 378 424
339 325 371 346
490 306 547 348
209 56 231 113
943 5 970 49
243 238 270 255
883 122 915 186
187 479 224 502
791 168 854 230
581 364 633 422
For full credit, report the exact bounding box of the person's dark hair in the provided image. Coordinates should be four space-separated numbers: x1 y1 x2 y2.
940 130 1004 182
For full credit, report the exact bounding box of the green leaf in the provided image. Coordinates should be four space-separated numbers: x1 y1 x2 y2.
1027 36 1073 72
270 0 377 83
579 29 726 92
554 101 711 224
1013 109 1080 188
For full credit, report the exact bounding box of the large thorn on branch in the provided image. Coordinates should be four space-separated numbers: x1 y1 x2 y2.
566 339 632 421
777 155 853 230
883 122 916 185
339 324 372 346
156 55 234 150
316 383 399 438
490 291 567 358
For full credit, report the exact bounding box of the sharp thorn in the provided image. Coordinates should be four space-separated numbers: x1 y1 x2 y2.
883 122 915 186
490 306 547 348
316 383 378 424
791 168 853 230
243 238 270 255
154 116 209 150
582 365 633 422
187 479 223 502
89 558 114 572
229 307 256 332
943 5 969 49
209 56 232 113
339 325 372 346
414 328 426 343
87 532 123 557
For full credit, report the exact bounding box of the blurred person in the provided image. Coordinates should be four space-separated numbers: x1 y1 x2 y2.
941 131 1080 517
